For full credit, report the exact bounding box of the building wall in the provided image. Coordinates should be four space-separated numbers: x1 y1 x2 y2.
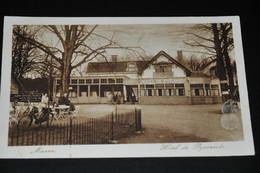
139 96 190 105
172 66 186 77
191 96 222 104
142 64 155 78
87 73 137 79
139 96 222 105
141 64 186 78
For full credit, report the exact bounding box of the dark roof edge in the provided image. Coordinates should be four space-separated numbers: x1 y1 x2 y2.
11 73 23 87
88 60 150 64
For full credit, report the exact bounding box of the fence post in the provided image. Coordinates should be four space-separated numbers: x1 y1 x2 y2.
111 113 114 141
135 108 142 132
69 118 72 145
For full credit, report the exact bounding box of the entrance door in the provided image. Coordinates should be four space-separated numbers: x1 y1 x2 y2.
125 85 138 102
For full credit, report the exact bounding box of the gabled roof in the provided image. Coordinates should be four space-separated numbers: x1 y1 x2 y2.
138 51 192 76
86 51 192 76
86 61 149 73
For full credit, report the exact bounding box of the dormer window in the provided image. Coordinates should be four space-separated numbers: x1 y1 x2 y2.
126 62 137 71
159 65 167 72
154 62 173 77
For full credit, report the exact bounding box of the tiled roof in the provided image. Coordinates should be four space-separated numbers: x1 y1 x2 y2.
86 61 149 73
86 51 192 76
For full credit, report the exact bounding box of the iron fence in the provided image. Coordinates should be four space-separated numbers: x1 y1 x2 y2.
8 107 141 146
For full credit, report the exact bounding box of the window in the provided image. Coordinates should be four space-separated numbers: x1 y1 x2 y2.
205 84 210 96
90 85 99 97
108 78 115 83
126 62 137 71
158 89 163 96
190 84 204 96
175 84 185 96
79 79 85 84
101 79 107 83
176 88 184 96
147 89 153 96
146 84 154 89
140 89 145 96
155 84 164 96
211 84 219 89
211 84 219 96
156 84 164 88
165 89 174 96
116 78 123 83
86 79 92 84
93 79 99 83
159 65 167 72
211 90 219 96
165 84 174 96
100 85 109 97
165 84 174 88
56 79 61 85
71 79 78 84
154 64 173 77
140 84 145 89
79 85 88 97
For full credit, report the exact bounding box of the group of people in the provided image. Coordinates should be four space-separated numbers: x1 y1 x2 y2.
108 92 122 104
40 93 75 112
107 92 136 104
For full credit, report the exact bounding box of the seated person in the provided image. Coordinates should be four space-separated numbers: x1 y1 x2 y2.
58 93 69 105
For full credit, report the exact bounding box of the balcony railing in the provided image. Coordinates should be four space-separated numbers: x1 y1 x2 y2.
153 72 173 78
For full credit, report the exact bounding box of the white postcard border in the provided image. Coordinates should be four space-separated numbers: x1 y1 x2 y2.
0 16 255 158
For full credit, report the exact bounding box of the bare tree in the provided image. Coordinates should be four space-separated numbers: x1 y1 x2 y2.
12 26 39 79
13 25 145 98
178 53 214 72
184 23 236 101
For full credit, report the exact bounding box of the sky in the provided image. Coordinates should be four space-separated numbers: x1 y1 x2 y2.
92 24 195 59
35 23 226 76
38 23 218 62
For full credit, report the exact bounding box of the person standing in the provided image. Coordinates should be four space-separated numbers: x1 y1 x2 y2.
41 93 49 108
131 92 135 104
37 93 49 115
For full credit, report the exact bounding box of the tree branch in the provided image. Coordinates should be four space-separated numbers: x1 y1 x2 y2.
74 25 98 50
13 30 62 64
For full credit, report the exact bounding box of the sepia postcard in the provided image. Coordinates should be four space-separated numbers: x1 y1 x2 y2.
0 16 255 158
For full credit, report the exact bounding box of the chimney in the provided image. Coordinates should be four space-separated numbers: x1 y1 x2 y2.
111 55 117 61
177 50 183 62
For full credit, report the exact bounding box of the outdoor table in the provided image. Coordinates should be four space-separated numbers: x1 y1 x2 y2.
53 105 70 120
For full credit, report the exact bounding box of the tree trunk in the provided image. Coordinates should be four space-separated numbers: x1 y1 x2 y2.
222 25 235 100
223 46 235 100
211 24 230 102
60 49 73 99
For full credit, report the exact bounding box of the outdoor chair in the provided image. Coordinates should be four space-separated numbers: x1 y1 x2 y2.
9 106 21 125
55 105 70 120
51 110 59 120
18 102 24 107
70 105 80 118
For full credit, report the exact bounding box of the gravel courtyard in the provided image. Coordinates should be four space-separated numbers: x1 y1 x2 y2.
10 103 244 144
75 103 244 144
